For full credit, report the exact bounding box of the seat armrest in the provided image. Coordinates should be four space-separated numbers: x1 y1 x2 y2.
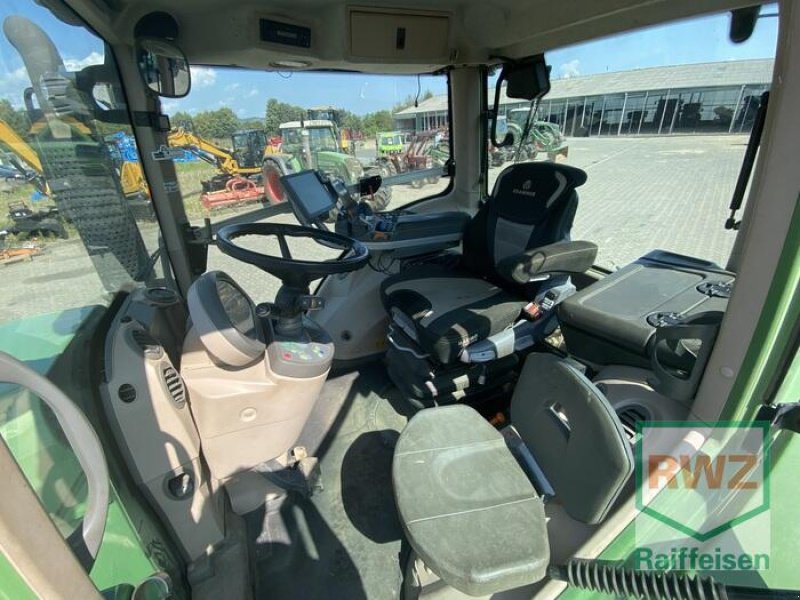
497 240 598 284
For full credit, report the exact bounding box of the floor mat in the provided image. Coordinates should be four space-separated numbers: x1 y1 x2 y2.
245 363 414 600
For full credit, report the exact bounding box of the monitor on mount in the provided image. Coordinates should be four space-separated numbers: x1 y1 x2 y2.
280 170 337 225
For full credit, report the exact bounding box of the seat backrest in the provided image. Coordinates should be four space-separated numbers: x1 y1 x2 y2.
462 162 588 288
510 353 633 525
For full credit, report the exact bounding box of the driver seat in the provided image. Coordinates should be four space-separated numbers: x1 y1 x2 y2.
381 162 595 403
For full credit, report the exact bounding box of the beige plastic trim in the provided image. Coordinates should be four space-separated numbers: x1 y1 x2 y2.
102 317 224 561
0 438 102 600
315 265 391 361
181 326 328 482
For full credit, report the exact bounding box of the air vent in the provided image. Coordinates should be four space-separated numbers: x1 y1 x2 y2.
131 329 164 359
162 365 186 408
617 405 649 442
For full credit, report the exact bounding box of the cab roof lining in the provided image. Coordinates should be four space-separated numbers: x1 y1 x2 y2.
65 0 767 74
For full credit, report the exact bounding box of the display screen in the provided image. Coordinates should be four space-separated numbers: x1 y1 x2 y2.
281 170 336 223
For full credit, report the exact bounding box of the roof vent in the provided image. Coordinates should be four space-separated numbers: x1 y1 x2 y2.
162 365 186 408
617 405 649 442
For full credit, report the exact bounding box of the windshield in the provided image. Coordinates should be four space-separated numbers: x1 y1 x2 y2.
486 9 778 271
163 70 452 302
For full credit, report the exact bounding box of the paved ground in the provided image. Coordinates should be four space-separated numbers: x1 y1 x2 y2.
543 135 746 269
1 134 748 324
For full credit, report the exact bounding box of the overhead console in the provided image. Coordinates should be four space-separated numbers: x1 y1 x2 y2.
348 8 452 63
281 169 469 256
558 251 735 402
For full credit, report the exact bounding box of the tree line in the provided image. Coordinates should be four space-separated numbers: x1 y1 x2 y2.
169 90 435 141
0 99 31 137
1 89 437 143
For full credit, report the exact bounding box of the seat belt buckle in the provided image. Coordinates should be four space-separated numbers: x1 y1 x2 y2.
522 302 542 320
539 290 559 311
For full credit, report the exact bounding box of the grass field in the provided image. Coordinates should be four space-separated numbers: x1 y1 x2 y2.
172 160 221 219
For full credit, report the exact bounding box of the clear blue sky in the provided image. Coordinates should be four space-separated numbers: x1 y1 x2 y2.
0 1 779 118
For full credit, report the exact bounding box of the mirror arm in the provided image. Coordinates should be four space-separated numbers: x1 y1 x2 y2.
490 73 514 148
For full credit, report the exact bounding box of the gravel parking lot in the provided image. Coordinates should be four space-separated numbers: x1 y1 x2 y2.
2 134 748 324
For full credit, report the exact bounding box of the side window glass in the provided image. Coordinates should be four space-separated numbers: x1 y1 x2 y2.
486 9 778 270
0 3 184 592
0 2 170 331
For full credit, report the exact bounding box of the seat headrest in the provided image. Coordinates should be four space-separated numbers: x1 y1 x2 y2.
489 162 588 224
510 353 633 525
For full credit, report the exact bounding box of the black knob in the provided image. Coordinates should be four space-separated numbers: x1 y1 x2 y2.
166 472 194 500
255 303 272 318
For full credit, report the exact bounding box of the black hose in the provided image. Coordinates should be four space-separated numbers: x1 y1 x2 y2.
3 16 65 116
550 559 800 600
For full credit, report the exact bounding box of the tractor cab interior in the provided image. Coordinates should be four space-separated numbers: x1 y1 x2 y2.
0 1 798 599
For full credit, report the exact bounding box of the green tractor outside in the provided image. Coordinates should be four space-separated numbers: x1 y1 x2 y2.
491 110 569 166
375 130 448 188
509 109 569 159
377 131 404 155
262 120 390 210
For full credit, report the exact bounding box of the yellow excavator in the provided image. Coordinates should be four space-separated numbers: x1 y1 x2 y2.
4 119 272 213
166 127 267 209
0 118 47 193
1 118 152 218
103 136 153 217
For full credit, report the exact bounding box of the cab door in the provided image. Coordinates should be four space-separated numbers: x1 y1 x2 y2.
0 1 187 596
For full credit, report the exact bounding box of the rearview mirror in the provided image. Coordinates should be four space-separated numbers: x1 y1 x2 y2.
729 6 761 44
136 38 191 98
504 55 551 101
490 54 551 148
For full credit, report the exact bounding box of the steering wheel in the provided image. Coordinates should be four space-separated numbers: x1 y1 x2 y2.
216 222 368 290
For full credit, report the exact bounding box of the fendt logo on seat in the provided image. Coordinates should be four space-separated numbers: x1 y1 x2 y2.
634 422 770 572
513 179 537 197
